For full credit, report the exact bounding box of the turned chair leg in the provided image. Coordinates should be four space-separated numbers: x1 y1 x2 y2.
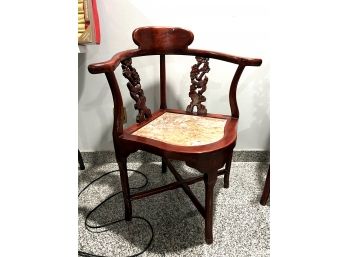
117 156 132 220
260 166 270 206
224 151 233 188
161 156 167 173
78 149 85 170
204 172 218 244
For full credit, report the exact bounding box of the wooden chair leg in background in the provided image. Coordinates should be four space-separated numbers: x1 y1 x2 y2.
117 156 132 220
162 156 167 173
204 172 218 244
78 150 85 170
223 151 233 188
260 166 270 206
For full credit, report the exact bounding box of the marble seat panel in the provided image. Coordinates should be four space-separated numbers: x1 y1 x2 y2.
131 112 227 146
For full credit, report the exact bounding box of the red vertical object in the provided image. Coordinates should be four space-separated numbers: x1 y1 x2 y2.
91 0 100 44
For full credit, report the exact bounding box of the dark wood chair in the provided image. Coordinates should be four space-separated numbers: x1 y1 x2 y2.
78 149 85 170
88 26 262 244
260 166 270 206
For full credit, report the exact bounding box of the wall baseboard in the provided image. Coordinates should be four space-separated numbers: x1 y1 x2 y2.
80 150 269 165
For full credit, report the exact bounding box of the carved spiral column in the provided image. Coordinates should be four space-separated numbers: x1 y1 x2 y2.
121 58 152 123
186 56 210 115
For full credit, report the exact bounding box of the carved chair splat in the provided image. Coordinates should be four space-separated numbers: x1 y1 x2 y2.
88 26 262 244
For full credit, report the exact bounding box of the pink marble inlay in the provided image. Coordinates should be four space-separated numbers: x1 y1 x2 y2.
132 112 227 146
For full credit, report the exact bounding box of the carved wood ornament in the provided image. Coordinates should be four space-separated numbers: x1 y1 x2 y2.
121 58 152 123
186 56 210 115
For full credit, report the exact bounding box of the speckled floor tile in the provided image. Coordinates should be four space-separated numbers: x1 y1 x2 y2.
79 161 269 257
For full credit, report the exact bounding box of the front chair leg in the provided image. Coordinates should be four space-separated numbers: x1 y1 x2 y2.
117 156 132 221
204 172 218 244
224 151 233 188
161 156 167 173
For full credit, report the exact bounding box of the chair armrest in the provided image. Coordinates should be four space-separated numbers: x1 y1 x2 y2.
186 49 262 66
88 49 140 74
88 48 262 74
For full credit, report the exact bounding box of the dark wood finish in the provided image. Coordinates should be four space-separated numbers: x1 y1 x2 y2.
121 58 152 123
260 166 270 206
164 158 206 217
105 71 124 137
88 26 262 244
229 65 245 118
131 168 226 201
121 109 238 156
204 172 218 244
160 54 167 109
88 48 261 74
117 155 132 220
130 180 183 201
78 149 85 170
161 156 167 173
186 57 210 115
133 26 194 51
224 151 233 188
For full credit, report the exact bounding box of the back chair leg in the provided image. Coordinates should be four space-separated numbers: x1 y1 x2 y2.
223 151 233 188
260 166 270 206
117 156 132 220
161 156 167 173
204 172 218 244
78 150 85 170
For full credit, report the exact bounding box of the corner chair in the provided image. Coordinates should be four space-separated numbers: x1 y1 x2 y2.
88 26 262 244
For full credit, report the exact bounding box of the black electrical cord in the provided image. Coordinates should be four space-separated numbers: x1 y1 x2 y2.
78 169 154 257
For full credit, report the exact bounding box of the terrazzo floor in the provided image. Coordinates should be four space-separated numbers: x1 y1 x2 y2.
78 159 270 257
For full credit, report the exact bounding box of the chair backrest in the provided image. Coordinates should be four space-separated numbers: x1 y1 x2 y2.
132 26 194 51
88 26 262 135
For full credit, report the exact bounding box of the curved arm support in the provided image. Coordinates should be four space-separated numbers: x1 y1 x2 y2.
229 65 245 118
88 49 262 74
105 72 124 136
